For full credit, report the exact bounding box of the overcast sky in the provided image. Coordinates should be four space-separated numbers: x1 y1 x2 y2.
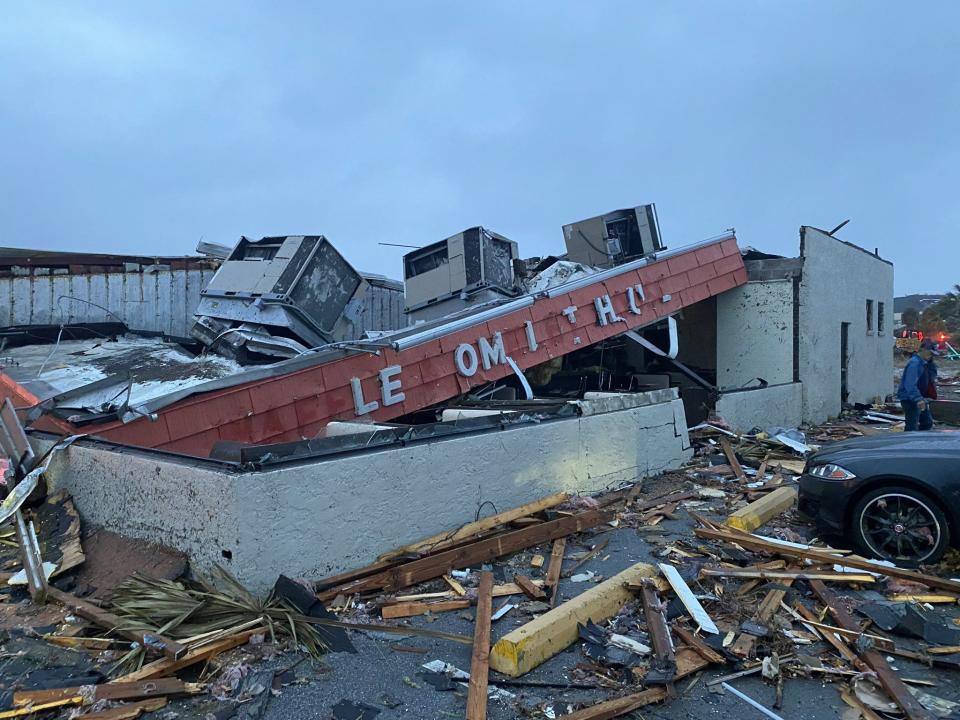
2 2 957 295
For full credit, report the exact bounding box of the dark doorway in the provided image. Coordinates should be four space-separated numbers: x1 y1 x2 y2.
840 322 850 404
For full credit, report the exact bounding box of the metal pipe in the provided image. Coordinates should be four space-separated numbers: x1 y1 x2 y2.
721 683 785 720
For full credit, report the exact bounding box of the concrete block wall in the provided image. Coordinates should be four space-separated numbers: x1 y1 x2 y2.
714 382 803 432
38 392 692 593
716 280 794 390
798 228 894 423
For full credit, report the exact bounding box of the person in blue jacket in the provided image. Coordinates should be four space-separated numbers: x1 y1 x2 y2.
896 338 939 431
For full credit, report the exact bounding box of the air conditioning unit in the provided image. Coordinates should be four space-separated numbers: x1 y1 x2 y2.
562 204 663 268
191 235 369 360
403 227 520 322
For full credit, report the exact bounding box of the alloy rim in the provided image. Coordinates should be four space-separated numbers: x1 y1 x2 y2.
859 493 941 563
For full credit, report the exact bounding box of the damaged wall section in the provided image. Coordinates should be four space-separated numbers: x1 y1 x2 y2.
716 280 793 390
714 382 803 432
799 227 894 423
37 390 691 593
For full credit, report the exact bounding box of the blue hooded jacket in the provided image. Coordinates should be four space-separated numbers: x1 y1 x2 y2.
897 354 929 402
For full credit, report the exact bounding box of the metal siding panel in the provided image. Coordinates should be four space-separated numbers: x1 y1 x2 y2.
11 277 32 325
170 270 187 337
87 274 109 323
123 271 146 331
50 275 70 324
106 273 125 326
154 269 172 334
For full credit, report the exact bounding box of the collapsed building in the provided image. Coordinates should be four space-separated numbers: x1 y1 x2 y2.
0 209 894 591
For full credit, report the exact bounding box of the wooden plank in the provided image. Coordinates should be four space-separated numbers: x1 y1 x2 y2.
377 492 569 561
640 581 676 691
732 579 793 658
562 539 609 578
700 568 875 583
720 438 745 479
110 629 263 683
530 554 545 568
927 645 960 655
75 699 167 720
725 487 797 532
672 624 725 664
809 579 934 720
633 489 699 512
513 574 546 600
545 538 566 607
799 619 896 652
467 571 493 720
791 602 860 666
444 575 467 596
382 599 471 619
491 562 655 678
324 510 611 597
693 525 960 593
46 587 186 660
13 680 198 707
559 687 668 720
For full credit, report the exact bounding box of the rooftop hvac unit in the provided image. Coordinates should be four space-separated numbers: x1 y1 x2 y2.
191 235 369 360
403 227 520 321
562 204 663 268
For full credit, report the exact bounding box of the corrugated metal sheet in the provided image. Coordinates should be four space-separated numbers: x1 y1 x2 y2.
0 267 218 337
352 279 407 339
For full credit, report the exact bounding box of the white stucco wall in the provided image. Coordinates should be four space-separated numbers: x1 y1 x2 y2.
38 391 692 593
798 228 895 423
716 280 794 390
714 382 803 432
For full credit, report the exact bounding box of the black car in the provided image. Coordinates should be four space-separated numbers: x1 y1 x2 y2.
798 431 960 566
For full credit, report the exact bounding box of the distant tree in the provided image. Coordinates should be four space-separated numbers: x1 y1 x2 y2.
920 307 948 337
901 307 920 331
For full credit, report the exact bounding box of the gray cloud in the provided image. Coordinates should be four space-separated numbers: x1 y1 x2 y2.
1 1 957 294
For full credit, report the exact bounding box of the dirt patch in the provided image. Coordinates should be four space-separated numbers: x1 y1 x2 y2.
73 528 187 599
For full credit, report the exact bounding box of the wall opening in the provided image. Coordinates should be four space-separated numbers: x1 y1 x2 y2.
840 321 850 404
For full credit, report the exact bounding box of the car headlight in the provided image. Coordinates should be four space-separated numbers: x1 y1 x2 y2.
808 463 857 480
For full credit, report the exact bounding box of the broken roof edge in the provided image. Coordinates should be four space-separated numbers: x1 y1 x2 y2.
392 231 736 351
800 225 893 267
8 231 738 429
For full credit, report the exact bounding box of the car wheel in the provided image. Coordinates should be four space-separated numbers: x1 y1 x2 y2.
851 486 950 567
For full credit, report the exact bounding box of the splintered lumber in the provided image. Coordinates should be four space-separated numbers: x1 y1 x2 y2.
640 581 676 689
110 628 264 683
720 438 746 479
562 539 609 578
632 489 698 512
888 594 958 603
799 619 896 652
724 487 798 532
792 602 860 665
490 561 657 677
546 538 567 607
382 599 471 619
693 524 960 594
927 645 960 655
13 679 200 708
809 579 934 720
672 624 725 664
658 563 718 634
378 492 569 561
531 554 545 568
732 579 793 658
467 571 494 720
514 574 547 600
323 509 611 597
444 575 467 595
46 587 186 660
560 687 668 720
700 568 875 583
78 699 167 720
